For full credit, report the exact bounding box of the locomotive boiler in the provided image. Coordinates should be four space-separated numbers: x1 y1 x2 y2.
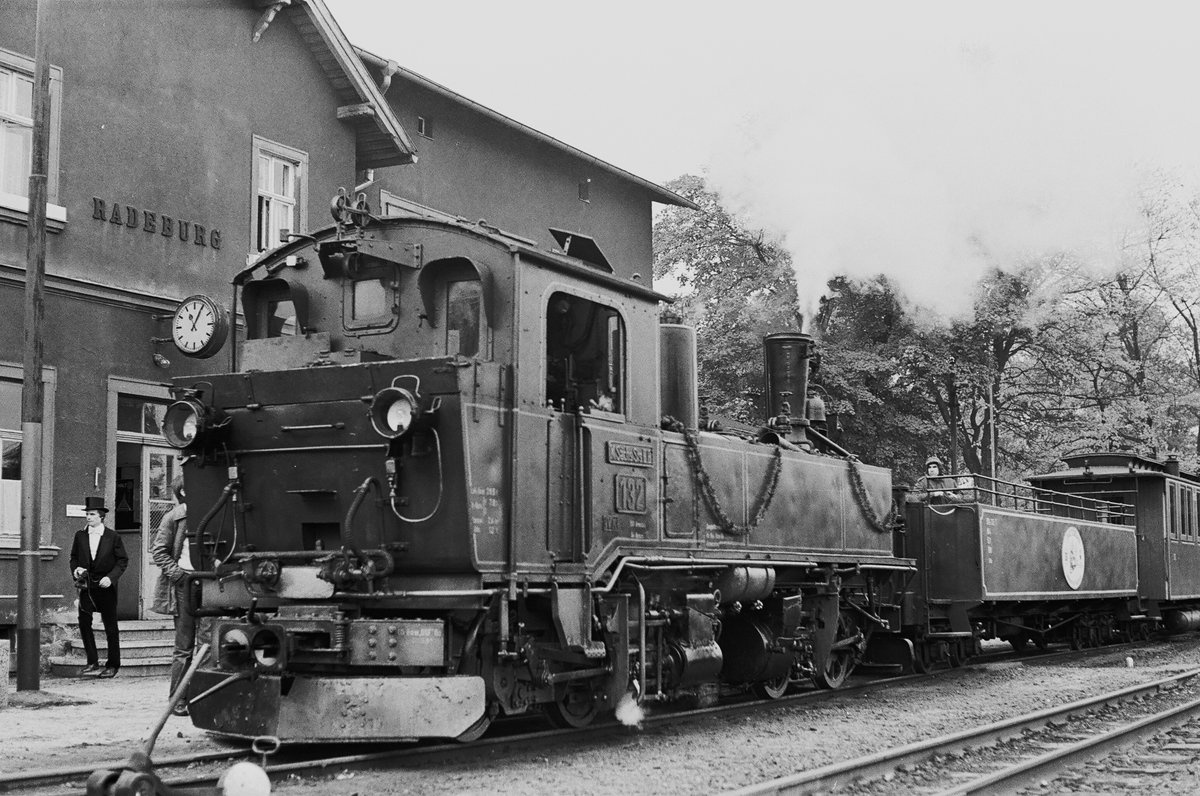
163 199 912 742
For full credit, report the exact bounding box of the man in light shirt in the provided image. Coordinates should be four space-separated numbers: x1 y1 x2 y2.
151 476 198 714
69 496 128 677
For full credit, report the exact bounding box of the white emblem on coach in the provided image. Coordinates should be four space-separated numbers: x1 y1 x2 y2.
1061 526 1085 589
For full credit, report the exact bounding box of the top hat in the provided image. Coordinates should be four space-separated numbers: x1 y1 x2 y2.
83 496 109 514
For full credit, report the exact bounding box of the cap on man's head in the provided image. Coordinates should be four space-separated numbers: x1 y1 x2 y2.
83 496 109 514
925 456 944 470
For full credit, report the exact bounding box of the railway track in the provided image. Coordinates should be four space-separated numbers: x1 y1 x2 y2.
725 665 1200 795
4 666 942 795
0 641 1160 795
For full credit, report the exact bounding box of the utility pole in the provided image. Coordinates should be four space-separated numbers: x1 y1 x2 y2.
18 0 51 692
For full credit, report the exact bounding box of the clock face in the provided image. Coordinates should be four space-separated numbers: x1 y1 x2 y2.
172 295 228 358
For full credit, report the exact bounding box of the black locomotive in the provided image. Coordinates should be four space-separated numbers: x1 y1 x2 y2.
163 197 1200 743
163 203 909 742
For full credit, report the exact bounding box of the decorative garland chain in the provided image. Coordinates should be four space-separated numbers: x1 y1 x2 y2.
845 455 897 534
663 416 783 537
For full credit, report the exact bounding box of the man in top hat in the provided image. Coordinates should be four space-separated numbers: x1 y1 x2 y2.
69 496 128 677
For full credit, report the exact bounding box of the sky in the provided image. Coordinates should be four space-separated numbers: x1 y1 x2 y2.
328 0 1200 316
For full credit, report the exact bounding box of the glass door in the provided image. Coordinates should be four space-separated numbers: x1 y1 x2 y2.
141 446 179 616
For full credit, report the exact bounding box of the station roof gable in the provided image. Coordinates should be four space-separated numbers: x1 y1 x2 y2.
263 0 416 168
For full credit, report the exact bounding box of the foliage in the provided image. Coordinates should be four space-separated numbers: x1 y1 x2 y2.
653 172 1200 481
653 175 799 421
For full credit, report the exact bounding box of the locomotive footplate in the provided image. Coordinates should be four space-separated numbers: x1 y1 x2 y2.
187 669 486 741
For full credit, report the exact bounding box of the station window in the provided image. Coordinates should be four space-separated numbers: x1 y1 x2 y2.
544 291 625 414
0 48 65 227
0 379 19 538
253 136 307 252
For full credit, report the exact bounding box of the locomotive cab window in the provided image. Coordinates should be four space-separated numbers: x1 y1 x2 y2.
446 279 481 357
243 278 309 339
544 291 625 415
343 259 399 334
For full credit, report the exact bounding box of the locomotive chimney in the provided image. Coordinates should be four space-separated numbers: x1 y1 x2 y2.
763 331 815 445
1166 454 1181 476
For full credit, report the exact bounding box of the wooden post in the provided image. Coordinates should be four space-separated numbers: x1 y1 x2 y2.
17 0 51 692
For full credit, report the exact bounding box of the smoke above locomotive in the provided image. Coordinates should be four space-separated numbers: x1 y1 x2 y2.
161 200 907 742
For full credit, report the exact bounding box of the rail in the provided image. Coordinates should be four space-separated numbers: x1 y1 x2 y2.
908 471 1134 524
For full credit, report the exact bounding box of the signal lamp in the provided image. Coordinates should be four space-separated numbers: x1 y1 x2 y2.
369 387 419 438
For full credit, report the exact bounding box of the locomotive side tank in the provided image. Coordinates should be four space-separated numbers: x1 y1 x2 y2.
165 205 912 742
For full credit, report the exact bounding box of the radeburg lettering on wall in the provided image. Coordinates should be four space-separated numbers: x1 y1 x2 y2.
91 197 222 250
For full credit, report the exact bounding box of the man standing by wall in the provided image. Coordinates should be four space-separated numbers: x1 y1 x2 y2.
69 497 127 677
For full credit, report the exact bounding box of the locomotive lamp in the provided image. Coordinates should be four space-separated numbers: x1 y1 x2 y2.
369 385 439 439
162 396 227 450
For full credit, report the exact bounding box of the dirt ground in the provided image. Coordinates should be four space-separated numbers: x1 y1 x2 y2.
0 671 223 777
6 638 1200 794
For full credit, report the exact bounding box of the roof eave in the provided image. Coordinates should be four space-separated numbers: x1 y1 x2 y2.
354 46 697 210
294 0 417 167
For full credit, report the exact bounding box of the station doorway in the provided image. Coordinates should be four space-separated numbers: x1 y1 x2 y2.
113 392 176 618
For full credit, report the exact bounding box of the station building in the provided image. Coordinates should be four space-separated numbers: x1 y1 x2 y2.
0 0 690 633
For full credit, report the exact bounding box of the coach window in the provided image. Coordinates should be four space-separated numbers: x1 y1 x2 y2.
252 135 307 252
0 48 65 230
1169 484 1179 540
545 291 625 415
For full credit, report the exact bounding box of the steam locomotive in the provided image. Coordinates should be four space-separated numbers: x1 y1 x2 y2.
163 201 907 742
162 198 1200 744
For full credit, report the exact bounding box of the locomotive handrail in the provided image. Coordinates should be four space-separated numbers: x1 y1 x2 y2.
911 471 1134 524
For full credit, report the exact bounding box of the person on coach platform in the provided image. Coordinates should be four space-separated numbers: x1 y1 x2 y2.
69 496 128 678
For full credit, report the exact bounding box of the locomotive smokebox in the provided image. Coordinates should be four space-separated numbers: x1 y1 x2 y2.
660 323 699 429
763 332 815 444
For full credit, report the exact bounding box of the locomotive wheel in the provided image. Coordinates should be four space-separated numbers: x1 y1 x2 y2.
1007 633 1030 653
912 641 933 674
813 612 859 690
753 673 791 700
545 683 599 729
454 711 493 743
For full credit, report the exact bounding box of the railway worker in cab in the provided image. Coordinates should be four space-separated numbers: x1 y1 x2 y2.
907 456 963 504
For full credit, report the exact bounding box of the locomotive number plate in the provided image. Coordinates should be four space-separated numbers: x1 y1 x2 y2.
607 441 654 468
615 474 648 514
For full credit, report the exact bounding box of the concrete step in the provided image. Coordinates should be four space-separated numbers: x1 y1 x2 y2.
48 654 173 678
67 638 175 659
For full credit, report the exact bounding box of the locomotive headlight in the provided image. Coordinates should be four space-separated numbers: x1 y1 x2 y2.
369 387 419 438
